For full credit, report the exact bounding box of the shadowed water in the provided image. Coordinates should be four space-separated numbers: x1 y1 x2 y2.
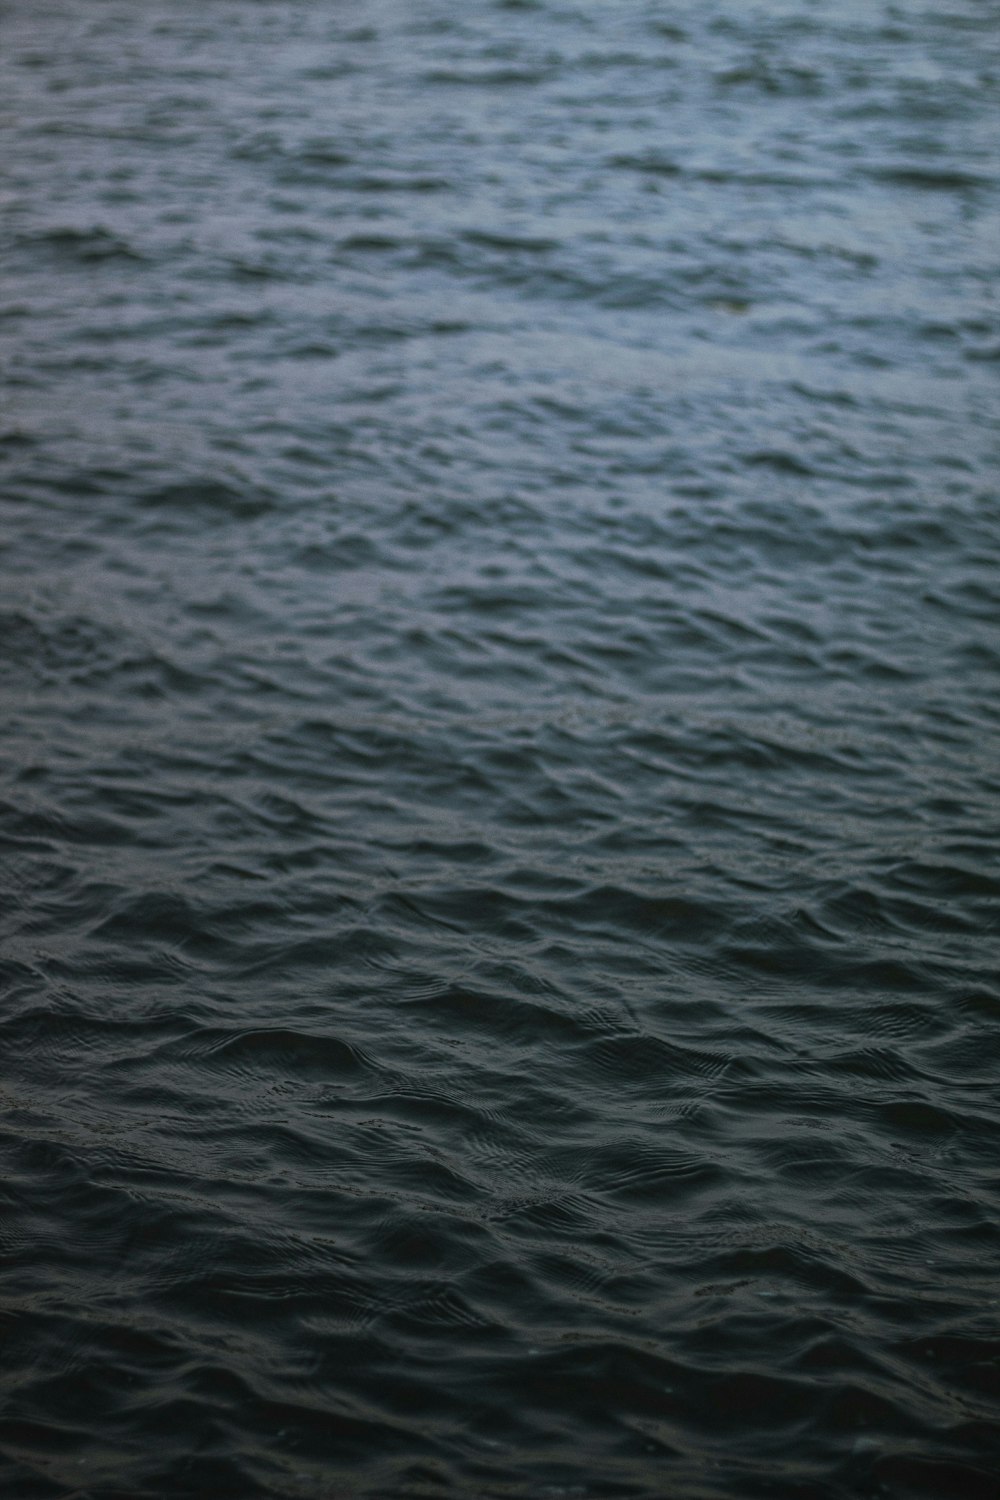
1 1 999 1497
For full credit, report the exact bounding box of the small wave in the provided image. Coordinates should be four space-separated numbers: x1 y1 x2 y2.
868 165 994 191
136 477 276 520
13 225 146 264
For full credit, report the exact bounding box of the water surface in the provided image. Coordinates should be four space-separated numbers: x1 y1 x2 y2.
2 2 999 1496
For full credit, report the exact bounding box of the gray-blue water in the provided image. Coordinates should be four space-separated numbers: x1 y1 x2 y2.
2 2 999 1496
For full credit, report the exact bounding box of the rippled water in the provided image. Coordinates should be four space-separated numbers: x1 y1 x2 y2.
2 1 999 1496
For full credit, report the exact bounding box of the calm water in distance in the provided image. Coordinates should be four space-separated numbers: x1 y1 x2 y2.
1 1 999 1496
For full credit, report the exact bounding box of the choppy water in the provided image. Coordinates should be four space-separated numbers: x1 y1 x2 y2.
2 1 999 1496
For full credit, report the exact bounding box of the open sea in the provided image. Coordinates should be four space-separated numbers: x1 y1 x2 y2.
1 2 999 1496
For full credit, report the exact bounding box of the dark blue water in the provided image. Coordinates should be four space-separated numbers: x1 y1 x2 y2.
2 2 999 1496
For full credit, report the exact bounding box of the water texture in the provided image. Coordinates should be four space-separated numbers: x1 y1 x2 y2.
1 1 999 1496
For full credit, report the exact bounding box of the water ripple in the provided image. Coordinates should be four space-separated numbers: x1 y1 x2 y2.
2 0 999 1495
